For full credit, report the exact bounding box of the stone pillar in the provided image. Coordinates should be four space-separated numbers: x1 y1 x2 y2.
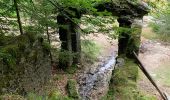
130 19 143 56
117 17 143 58
57 8 81 69
57 14 72 69
71 23 81 64
117 16 133 57
69 7 82 65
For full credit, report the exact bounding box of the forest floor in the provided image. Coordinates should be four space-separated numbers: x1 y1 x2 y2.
53 32 170 100
138 27 170 100
52 20 170 100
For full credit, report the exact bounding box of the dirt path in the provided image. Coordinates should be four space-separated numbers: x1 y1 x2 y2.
138 37 170 100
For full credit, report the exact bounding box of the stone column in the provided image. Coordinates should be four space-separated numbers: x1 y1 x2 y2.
57 8 81 69
117 16 133 57
71 23 81 64
57 14 72 69
67 7 82 65
130 19 143 56
117 17 143 58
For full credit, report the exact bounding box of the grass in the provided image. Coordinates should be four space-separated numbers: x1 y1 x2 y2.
103 58 157 100
154 62 170 87
142 27 159 40
142 24 170 42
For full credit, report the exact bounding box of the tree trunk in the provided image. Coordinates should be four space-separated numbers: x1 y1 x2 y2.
14 0 23 35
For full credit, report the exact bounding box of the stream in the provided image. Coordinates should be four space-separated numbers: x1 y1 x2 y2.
78 54 116 100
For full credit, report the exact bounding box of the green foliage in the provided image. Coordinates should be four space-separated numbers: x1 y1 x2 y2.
0 33 42 67
82 40 101 62
149 22 160 33
67 79 79 99
81 15 117 35
58 50 74 64
149 1 170 42
54 0 114 15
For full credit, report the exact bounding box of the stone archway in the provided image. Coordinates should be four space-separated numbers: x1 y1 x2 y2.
95 0 149 58
57 0 150 69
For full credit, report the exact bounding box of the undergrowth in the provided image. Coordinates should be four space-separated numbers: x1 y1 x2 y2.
147 22 170 42
0 91 74 100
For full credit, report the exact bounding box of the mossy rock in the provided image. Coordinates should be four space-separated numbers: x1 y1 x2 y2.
67 79 79 99
0 33 51 95
106 58 156 100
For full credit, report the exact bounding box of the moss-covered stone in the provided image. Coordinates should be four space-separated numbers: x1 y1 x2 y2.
0 33 51 95
104 58 156 100
67 79 79 99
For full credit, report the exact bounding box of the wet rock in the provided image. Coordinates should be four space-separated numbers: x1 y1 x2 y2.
78 55 116 100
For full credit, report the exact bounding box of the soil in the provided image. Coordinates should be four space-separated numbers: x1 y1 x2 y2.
138 37 170 100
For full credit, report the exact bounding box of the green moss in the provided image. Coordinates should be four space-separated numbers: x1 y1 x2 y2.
66 64 78 74
104 58 156 100
67 79 79 99
117 27 141 58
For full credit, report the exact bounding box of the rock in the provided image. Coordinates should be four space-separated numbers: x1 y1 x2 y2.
116 58 125 67
78 55 116 99
140 43 148 53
